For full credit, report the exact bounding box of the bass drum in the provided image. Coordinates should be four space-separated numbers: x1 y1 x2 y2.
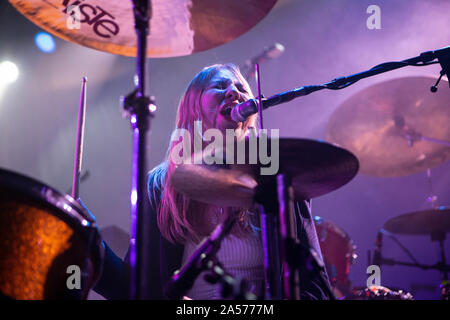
0 168 103 299
314 216 357 298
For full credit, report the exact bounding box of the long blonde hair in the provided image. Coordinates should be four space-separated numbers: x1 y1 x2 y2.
157 64 258 244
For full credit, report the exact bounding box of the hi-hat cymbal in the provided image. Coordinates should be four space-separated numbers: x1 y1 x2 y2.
384 207 450 235
170 137 359 208
9 0 277 58
325 77 450 177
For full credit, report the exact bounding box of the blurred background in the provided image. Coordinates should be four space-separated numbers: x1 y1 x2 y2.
1 0 449 299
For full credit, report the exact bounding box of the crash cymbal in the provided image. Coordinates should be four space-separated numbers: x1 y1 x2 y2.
170 137 359 207
384 207 450 235
9 0 277 58
325 77 450 177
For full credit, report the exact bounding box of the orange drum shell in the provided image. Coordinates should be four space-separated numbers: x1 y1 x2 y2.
0 169 102 300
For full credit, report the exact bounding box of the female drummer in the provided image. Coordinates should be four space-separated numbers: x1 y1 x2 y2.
94 63 333 300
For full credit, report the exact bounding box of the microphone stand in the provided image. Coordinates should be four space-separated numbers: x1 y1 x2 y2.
234 46 450 119
240 47 450 301
202 257 258 300
122 0 156 300
164 213 256 300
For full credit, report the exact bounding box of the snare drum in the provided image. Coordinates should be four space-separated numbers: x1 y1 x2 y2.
0 168 103 299
314 216 357 297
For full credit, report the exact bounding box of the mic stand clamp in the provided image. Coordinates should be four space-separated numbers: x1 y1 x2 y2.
164 214 257 300
122 90 156 127
203 256 258 300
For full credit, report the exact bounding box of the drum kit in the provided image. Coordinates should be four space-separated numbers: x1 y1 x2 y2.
1 0 449 300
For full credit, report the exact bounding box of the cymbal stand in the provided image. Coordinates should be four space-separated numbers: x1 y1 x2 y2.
426 168 438 209
424 168 448 299
253 65 333 300
122 0 156 299
253 64 285 299
398 124 450 149
258 202 282 299
257 174 335 300
376 233 450 300
432 231 449 300
276 174 301 299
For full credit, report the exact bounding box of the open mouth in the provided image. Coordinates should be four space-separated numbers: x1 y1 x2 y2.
221 105 232 116
220 102 238 117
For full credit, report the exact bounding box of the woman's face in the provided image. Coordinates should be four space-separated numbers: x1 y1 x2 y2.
200 68 251 134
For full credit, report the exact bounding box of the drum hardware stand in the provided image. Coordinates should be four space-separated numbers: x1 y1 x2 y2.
425 168 439 209
276 174 301 300
373 229 421 267
259 202 283 300
424 168 449 299
430 69 448 92
202 258 258 300
121 0 156 299
277 173 336 300
433 231 449 300
396 123 450 149
253 64 335 300
164 213 256 300
429 44 450 92
253 64 285 300
374 232 450 300
256 174 336 300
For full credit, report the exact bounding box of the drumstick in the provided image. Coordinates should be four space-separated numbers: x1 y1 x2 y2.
72 76 87 200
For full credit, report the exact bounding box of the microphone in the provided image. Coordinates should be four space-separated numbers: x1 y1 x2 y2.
231 85 322 122
243 43 285 79
372 229 383 266
164 214 236 299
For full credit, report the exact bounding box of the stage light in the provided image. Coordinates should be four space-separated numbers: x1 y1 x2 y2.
34 32 56 53
0 61 19 85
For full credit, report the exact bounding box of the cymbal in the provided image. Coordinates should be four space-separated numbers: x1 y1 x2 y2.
325 77 450 177
170 137 359 207
9 0 277 58
384 207 450 235
170 162 258 208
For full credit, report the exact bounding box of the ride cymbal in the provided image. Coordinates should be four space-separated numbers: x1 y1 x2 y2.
325 77 450 177
9 0 277 58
